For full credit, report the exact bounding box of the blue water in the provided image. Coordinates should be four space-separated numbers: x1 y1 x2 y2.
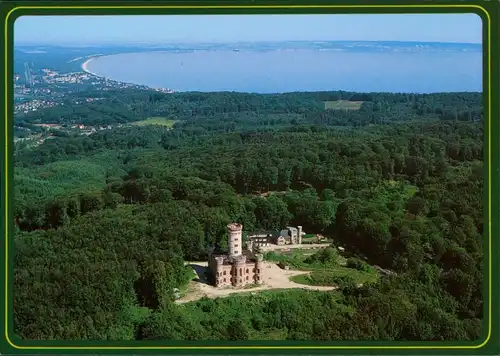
87 42 482 93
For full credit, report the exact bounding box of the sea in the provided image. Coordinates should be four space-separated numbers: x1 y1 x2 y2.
85 41 483 93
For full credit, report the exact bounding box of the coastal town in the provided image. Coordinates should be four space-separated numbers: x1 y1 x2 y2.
14 56 176 115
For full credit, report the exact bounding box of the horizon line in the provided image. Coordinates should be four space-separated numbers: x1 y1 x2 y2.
14 39 482 47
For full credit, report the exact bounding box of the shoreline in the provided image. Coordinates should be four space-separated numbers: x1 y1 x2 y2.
80 54 176 93
81 57 103 78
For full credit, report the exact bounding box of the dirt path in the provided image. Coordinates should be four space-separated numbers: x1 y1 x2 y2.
176 261 337 304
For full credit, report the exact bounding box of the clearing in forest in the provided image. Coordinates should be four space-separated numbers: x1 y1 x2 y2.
132 117 178 127
324 100 363 110
176 261 337 304
264 248 378 287
177 247 378 304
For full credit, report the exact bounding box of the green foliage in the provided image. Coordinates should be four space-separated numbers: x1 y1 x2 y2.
304 247 340 265
265 248 377 287
290 270 371 287
346 258 375 273
13 89 483 341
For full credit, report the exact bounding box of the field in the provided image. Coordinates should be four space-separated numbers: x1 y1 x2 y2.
132 117 178 127
324 100 364 110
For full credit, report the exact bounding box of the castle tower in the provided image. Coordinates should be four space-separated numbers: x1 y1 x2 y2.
232 254 247 287
254 253 264 284
298 226 303 244
214 256 225 287
227 223 243 260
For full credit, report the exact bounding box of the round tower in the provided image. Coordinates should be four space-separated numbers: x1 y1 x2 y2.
297 226 303 245
232 254 247 287
254 253 264 284
227 223 243 260
214 256 225 287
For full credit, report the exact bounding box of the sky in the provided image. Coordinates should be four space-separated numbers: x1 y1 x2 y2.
14 14 482 45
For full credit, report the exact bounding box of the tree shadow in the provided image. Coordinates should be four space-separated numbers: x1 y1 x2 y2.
188 263 212 286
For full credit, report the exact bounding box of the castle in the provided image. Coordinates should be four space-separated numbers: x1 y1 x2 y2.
208 223 264 288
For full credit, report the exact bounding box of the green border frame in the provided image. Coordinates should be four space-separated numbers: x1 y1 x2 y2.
1 1 498 354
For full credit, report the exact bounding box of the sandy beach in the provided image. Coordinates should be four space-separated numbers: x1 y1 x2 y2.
81 57 101 77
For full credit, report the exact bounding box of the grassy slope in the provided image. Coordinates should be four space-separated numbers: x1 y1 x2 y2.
324 100 363 110
264 249 378 287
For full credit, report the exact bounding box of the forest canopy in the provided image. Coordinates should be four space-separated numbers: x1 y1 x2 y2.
13 90 484 342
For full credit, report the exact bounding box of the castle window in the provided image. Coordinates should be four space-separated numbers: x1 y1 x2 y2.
257 269 260 273
252 268 255 273
224 278 226 282
235 244 238 248
246 276 248 280
240 279 242 283
223 270 226 275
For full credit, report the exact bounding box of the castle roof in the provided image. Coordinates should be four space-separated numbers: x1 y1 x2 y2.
227 223 243 231
212 249 258 265
248 230 280 239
